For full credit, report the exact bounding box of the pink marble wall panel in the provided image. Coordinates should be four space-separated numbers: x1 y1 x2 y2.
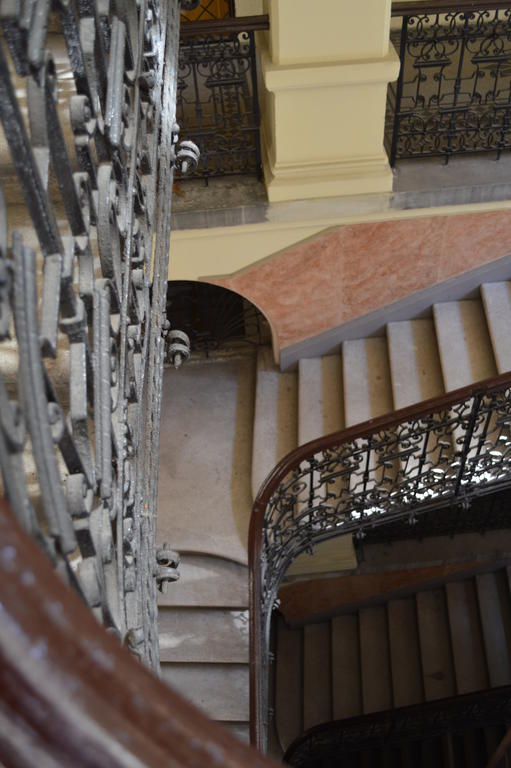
205 210 511 356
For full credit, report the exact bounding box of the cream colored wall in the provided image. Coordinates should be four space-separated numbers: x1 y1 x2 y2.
257 0 400 202
235 0 264 15
268 0 391 65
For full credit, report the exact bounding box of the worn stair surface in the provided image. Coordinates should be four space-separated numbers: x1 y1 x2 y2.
157 355 255 743
274 564 511 759
159 552 251 743
157 283 511 744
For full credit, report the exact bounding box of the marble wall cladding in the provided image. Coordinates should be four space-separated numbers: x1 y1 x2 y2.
208 210 511 357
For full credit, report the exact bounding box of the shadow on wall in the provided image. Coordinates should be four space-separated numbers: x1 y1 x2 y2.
166 280 274 356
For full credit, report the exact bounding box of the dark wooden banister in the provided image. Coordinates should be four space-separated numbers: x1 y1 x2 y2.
249 368 511 749
392 1 511 15
179 14 269 36
0 498 278 768
283 685 511 765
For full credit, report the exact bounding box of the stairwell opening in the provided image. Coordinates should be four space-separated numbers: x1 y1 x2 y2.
166 280 272 360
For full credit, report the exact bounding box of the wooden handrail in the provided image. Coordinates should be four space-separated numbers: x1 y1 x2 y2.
179 14 269 36
0 498 278 768
248 368 511 749
283 686 511 765
392 0 511 15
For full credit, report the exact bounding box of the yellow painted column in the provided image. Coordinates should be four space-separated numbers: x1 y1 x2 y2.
259 0 400 202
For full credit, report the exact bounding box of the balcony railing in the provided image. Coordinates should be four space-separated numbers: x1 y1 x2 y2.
249 370 511 750
386 1 511 164
177 15 269 179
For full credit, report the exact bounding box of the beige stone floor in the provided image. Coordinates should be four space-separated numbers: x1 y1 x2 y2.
157 353 256 565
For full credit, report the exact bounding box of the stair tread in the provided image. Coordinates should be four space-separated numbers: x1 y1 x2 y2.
298 355 344 444
387 319 444 409
158 608 248 663
388 597 423 708
157 359 254 563
331 614 362 720
359 605 392 714
160 662 249 721
481 281 511 373
252 347 297 498
433 300 497 391
416 589 456 701
275 616 303 752
342 338 393 427
446 580 488 695
157 554 248 608
303 622 332 730
476 571 511 688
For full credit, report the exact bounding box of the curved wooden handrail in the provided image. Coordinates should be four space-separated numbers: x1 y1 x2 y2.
0 498 278 768
248 368 511 750
283 686 511 766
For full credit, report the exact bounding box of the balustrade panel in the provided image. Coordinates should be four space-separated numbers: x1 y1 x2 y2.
0 0 185 668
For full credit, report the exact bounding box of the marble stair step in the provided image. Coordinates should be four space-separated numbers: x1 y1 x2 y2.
342 338 394 427
433 300 498 465
481 281 511 373
161 663 249 721
445 579 488 695
387 319 444 409
416 588 456 702
387 597 423 708
303 622 332 731
298 355 344 445
475 570 511 688
331 614 362 721
359 605 392 715
387 319 447 485
157 554 248 609
157 358 255 564
158 608 249 663
343 338 395 497
433 300 497 391
252 346 298 498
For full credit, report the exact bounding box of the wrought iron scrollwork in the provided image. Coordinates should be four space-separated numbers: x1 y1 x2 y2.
0 0 182 668
284 686 511 767
387 7 511 164
177 19 263 178
251 377 511 749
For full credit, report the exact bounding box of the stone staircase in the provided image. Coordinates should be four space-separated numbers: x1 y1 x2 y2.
252 282 511 497
274 563 511 765
157 281 511 744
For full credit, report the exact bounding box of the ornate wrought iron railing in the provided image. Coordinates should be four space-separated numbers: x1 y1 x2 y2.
283 685 511 767
0 0 199 669
249 370 511 750
387 1 511 164
177 15 269 179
